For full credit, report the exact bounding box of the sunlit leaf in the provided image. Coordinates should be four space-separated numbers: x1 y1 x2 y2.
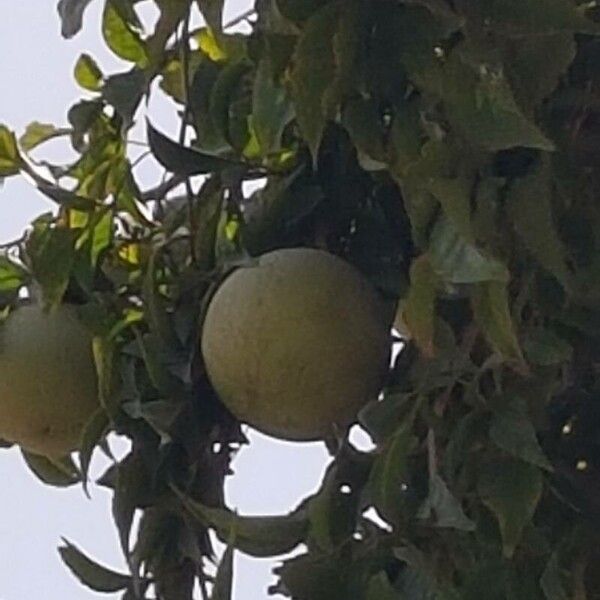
0 125 23 176
20 122 69 151
74 53 103 91
102 1 148 66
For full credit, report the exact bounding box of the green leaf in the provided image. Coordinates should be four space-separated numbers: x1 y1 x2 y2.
20 122 69 151
197 0 224 32
103 68 147 127
342 97 387 169
426 176 473 243
0 256 28 292
523 329 572 366
290 3 340 160
366 572 400 600
102 0 148 66
367 423 416 525
490 397 552 470
252 55 294 155
403 255 439 357
458 0 600 35
26 224 77 308
430 215 509 284
418 474 476 531
540 551 569 600
21 450 80 487
506 163 570 287
276 0 327 22
411 52 555 152
477 457 543 558
59 539 131 593
74 53 103 91
0 125 23 176
147 121 237 175
78 407 110 495
471 281 525 366
57 0 94 38
504 34 576 109
36 183 96 210
211 543 234 600
209 60 251 149
174 488 308 557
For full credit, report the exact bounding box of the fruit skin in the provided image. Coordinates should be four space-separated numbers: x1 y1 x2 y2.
0 304 98 457
201 248 390 441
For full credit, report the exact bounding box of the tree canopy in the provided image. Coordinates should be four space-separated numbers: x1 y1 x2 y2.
2 0 600 597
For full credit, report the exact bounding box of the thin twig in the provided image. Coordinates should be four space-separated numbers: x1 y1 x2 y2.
223 8 257 30
140 174 186 202
179 12 199 265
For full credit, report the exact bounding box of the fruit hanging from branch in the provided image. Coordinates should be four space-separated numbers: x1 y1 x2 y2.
201 247 391 441
0 304 98 458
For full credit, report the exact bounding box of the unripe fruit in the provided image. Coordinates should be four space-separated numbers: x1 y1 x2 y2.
0 304 98 457
201 248 390 441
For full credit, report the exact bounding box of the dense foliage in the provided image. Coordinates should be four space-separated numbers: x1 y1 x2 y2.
2 0 600 597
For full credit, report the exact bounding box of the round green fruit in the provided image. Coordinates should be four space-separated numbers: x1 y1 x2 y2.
201 248 390 441
0 304 98 457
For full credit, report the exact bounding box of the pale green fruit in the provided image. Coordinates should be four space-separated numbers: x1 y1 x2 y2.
0 304 98 457
201 248 390 441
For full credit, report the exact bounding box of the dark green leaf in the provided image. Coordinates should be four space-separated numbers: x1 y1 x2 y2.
458 0 600 35
27 224 77 308
57 0 94 38
506 163 570 287
342 97 387 169
366 572 400 600
540 551 569 600
197 0 224 32
103 68 147 126
147 121 237 175
430 215 509 284
59 538 131 593
211 543 234 600
478 457 543 557
102 0 148 66
36 183 96 210
418 474 475 531
174 488 308 557
367 424 416 525
490 397 552 470
252 55 294 155
523 329 572 366
471 281 525 366
290 3 339 160
78 407 110 495
21 450 80 487
74 53 103 91
0 125 23 176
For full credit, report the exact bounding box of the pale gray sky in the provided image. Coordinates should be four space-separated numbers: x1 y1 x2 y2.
0 2 330 598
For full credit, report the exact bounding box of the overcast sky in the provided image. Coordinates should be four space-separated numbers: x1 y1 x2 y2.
0 2 331 599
